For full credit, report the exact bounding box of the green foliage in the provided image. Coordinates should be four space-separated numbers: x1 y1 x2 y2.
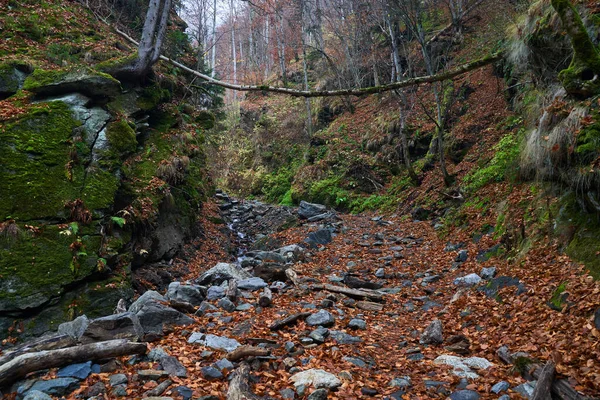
549 281 568 309
137 85 172 111
110 216 126 228
464 132 522 193
262 166 296 204
308 175 351 209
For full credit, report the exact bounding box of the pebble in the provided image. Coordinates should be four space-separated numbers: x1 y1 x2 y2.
491 381 510 394
348 318 366 330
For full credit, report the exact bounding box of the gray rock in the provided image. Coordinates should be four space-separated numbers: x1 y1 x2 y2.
306 310 335 327
129 291 194 337
85 381 107 397
218 298 236 312
480 267 496 280
237 277 267 291
329 330 361 344
305 229 333 248
298 201 327 219
174 386 193 400
206 287 225 300
201 366 223 380
129 291 165 313
24 68 122 98
423 275 441 283
285 341 296 353
348 319 366 330
290 369 341 389
514 381 536 398
343 356 368 368
449 390 480 400
197 263 252 285
491 381 510 394
456 250 468 262
389 376 411 388
188 333 241 352
478 276 527 299
138 369 168 381
375 268 386 278
81 312 143 343
307 388 328 400
236 303 253 311
214 358 234 371
161 356 187 377
28 378 80 397
148 346 169 361
57 361 92 380
420 319 443 345
166 282 204 306
57 315 89 340
109 374 128 387
112 384 128 397
23 390 53 400
453 273 482 287
280 388 296 399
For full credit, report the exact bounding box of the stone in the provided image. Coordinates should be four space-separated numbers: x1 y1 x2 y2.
456 250 468 262
24 67 122 98
307 388 328 400
423 275 441 283
389 376 411 388
188 333 241 352
148 346 169 362
298 201 327 219
514 382 536 398
166 282 204 306
305 229 333 248
112 384 128 397
491 381 510 394
129 291 194 337
283 357 298 369
161 356 187 377
109 374 128 387
433 355 492 379
197 263 252 285
478 276 527 299
329 330 361 344
206 286 225 300
280 388 296 399
201 366 223 380
499 396 510 400
214 358 234 371
57 315 89 340
218 298 236 312
138 369 169 381
285 341 296 353
453 273 482 287
594 308 600 329
480 267 496 280
375 268 386 278
361 387 378 396
28 378 80 397
174 386 193 400
236 303 253 311
420 319 443 345
343 356 368 368
81 312 143 343
348 319 366 330
290 369 341 389
57 361 92 380
237 277 267 291
449 390 480 400
85 382 107 397
23 390 53 400
306 310 335 327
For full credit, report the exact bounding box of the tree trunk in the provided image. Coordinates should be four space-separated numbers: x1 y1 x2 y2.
230 0 237 102
211 0 217 77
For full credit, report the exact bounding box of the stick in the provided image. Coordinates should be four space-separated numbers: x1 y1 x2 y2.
311 284 385 302
227 362 262 400
356 301 384 312
258 287 272 307
226 345 271 362
0 334 77 366
0 339 147 388
269 312 311 331
531 361 555 400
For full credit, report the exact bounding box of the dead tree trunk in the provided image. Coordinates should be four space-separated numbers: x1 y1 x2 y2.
227 362 263 400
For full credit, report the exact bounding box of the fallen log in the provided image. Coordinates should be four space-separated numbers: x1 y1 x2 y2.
227 279 238 302
226 345 271 362
311 284 384 302
258 287 272 307
532 361 555 400
269 312 311 331
144 378 172 397
169 299 196 314
0 339 147 388
0 334 76 366
496 346 588 400
227 362 262 400
356 301 384 312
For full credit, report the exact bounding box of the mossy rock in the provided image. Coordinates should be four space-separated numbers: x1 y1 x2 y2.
23 66 122 98
106 119 137 155
137 85 172 111
196 110 215 130
0 61 32 98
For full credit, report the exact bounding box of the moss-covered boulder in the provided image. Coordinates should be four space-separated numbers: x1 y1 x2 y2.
0 61 32 99
23 67 122 98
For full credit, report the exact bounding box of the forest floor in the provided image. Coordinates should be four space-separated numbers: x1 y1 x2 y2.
42 197 600 400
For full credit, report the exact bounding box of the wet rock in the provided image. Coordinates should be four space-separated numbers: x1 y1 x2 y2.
28 378 80 397
298 201 327 219
201 366 223 380
166 282 204 306
420 319 443 345
57 361 92 380
57 315 89 340
453 273 482 287
188 333 241 352
306 310 335 327
329 330 361 344
23 390 53 400
161 356 187 377
290 369 341 389
81 312 143 343
480 267 496 280
307 388 328 400
449 390 480 400
197 263 252 286
237 277 267 291
218 298 236 312
109 374 128 387
491 381 510 394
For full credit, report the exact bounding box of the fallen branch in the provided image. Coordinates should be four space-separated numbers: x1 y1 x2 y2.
227 362 262 400
0 334 76 366
226 345 271 362
168 299 196 314
311 284 385 302
531 360 555 400
0 339 147 388
356 301 384 312
269 312 311 331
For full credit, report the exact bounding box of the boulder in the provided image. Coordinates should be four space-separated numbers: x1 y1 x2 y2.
81 312 143 343
57 361 93 380
298 201 327 219
306 310 335 327
453 273 482 287
290 369 341 389
0 62 31 98
160 356 188 378
165 282 204 306
23 390 53 400
420 319 443 345
27 378 80 397
237 277 267 291
128 291 194 337
23 67 122 98
206 286 226 300
188 333 241 352
197 263 252 285
58 315 90 340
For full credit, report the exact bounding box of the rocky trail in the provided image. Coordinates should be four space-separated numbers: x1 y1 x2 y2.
1 193 600 400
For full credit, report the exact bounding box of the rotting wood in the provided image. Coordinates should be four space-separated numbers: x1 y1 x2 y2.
356 301 384 312
311 284 385 302
169 299 196 314
0 334 76 366
269 312 311 331
226 345 271 362
531 360 556 400
227 362 262 400
258 287 272 307
0 339 147 388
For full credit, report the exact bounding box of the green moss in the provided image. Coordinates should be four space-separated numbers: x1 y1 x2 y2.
106 119 137 155
195 110 216 130
137 85 172 111
23 69 70 90
81 169 120 211
549 281 568 309
95 53 138 75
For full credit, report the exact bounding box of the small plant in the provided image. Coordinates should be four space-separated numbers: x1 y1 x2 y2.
110 216 126 228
